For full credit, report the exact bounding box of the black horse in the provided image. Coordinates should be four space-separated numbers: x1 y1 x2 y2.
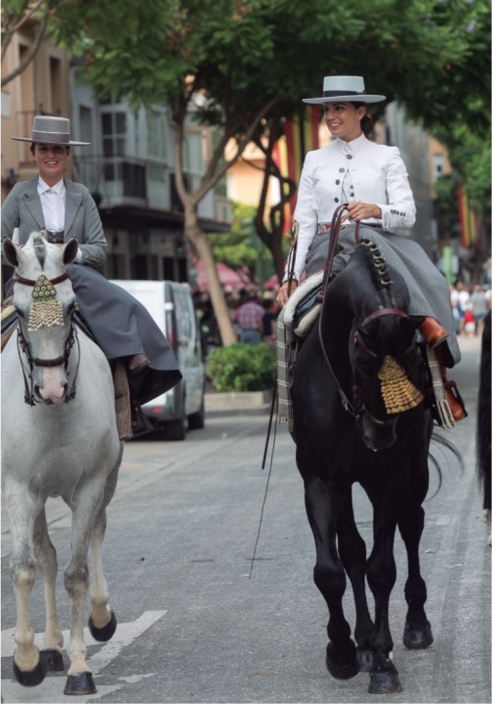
291 239 438 694
476 309 491 543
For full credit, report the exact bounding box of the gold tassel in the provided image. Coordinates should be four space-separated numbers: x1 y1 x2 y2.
378 355 424 415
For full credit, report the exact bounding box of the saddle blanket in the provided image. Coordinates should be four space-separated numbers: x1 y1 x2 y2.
276 273 324 429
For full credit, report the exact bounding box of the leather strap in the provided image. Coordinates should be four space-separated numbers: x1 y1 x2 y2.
13 272 70 287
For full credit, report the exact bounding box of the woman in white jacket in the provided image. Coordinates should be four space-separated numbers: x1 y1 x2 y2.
277 75 465 421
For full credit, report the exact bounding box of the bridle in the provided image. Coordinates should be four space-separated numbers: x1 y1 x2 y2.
315 205 418 423
13 272 80 406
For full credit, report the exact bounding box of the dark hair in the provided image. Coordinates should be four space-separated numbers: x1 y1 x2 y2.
30 143 70 154
352 102 373 138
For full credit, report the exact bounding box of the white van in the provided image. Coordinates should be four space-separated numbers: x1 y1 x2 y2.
111 280 206 440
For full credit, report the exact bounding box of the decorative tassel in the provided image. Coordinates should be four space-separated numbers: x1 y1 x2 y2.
27 275 64 331
378 355 424 415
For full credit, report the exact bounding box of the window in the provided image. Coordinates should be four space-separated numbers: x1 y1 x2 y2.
49 57 62 114
433 154 445 179
101 112 127 157
147 109 167 160
183 131 204 173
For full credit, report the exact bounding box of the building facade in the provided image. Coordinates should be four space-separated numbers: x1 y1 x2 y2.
2 29 231 287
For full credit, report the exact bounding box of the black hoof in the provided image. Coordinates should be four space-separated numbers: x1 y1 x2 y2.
13 658 46 687
64 672 97 695
88 611 117 642
403 620 434 649
40 649 65 671
326 641 360 680
357 647 373 671
369 658 402 694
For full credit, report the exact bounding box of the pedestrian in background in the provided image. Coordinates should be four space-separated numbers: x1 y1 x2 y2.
455 281 471 335
234 291 264 344
262 297 279 345
471 284 489 336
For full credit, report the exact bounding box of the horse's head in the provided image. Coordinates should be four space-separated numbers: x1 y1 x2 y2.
350 309 425 452
3 232 79 405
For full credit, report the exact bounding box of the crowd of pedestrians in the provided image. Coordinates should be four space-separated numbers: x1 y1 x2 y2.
449 281 491 337
193 285 281 354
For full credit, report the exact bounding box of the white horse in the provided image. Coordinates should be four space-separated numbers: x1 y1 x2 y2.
2 232 123 695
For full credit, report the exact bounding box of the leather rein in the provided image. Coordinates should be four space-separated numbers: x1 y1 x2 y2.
12 272 80 406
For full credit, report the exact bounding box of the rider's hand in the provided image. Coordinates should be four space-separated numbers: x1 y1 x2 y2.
276 279 298 307
342 202 382 223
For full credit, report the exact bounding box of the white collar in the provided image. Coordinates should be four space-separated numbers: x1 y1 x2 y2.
335 133 367 154
37 176 65 195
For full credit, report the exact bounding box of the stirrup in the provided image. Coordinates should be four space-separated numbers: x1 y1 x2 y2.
426 345 456 428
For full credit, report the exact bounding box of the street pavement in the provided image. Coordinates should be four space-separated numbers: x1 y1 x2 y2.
1 334 491 704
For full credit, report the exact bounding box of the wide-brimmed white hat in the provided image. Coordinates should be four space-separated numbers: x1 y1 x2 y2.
303 76 386 105
11 115 90 146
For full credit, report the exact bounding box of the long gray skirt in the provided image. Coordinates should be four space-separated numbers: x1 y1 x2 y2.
68 264 182 405
305 224 460 366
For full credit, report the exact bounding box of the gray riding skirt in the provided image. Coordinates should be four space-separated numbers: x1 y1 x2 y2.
305 223 460 366
67 264 182 405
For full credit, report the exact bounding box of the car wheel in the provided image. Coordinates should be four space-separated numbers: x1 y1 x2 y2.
165 415 186 441
188 400 205 430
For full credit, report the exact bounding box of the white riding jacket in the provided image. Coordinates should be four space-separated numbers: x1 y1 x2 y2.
286 135 416 282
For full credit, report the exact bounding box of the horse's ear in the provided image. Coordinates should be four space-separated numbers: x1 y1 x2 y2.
63 238 79 266
2 239 20 268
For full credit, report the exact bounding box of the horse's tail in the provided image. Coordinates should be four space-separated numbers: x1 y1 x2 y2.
476 310 491 512
427 428 463 499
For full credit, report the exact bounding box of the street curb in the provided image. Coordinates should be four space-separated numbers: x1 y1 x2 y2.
205 390 273 417
206 404 271 418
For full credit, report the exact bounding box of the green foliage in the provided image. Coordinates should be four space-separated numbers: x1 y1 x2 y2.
206 343 276 392
209 201 264 274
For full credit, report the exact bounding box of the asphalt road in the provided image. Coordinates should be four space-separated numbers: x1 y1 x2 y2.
1 335 491 704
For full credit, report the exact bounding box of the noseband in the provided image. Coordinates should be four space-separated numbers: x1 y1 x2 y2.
13 272 80 405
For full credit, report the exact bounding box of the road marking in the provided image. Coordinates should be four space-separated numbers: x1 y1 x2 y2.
1 610 166 704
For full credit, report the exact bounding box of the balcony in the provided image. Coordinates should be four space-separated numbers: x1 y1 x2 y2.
73 155 147 208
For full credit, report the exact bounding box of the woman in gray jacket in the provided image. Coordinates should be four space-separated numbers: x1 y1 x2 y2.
2 116 181 428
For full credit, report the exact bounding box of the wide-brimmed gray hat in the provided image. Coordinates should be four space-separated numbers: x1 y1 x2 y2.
11 115 90 146
303 76 386 105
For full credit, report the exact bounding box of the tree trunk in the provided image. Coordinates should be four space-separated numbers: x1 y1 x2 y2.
184 209 237 346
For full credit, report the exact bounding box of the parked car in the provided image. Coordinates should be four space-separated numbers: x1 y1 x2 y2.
111 279 206 440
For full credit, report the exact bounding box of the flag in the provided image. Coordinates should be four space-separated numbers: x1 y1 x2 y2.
273 106 320 234
457 182 476 248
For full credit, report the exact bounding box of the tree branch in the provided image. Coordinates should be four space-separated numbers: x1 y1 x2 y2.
1 15 48 88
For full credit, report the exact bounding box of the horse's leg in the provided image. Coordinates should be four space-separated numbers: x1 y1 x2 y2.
33 510 65 672
398 466 434 650
4 481 46 686
365 489 402 694
63 483 106 696
303 471 359 679
337 492 374 671
88 507 117 641
88 447 122 640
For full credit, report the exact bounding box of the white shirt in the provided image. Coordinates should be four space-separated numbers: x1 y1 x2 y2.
37 176 83 263
285 135 416 282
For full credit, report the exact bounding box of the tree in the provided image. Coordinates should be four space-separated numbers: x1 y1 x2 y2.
4 0 489 338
